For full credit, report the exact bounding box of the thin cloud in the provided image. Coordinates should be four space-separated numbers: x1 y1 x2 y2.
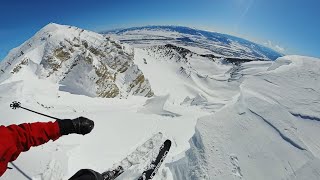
234 0 255 32
264 40 285 53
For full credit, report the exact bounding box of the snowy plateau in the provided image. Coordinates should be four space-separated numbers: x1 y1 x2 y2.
0 23 320 180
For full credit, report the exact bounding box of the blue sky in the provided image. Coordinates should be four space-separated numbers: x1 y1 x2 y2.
0 0 319 60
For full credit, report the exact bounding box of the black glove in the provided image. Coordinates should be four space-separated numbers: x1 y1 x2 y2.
58 117 94 135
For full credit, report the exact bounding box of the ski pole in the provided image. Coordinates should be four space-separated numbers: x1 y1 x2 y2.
10 101 61 120
9 162 32 180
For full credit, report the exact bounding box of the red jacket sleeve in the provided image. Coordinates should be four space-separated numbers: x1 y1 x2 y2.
0 121 61 176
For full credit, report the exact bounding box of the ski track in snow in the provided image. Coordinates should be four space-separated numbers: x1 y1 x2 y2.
230 155 243 178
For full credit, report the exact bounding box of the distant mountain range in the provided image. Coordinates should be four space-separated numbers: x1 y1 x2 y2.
103 25 283 60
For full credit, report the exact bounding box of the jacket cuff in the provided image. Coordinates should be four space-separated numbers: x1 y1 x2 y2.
57 120 75 135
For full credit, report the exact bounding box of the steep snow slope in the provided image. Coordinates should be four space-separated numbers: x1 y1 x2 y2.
167 56 320 180
0 23 153 98
133 45 240 113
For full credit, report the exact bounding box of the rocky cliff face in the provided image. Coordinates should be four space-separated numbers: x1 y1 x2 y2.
0 23 153 98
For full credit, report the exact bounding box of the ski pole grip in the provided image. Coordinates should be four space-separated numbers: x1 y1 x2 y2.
10 101 21 109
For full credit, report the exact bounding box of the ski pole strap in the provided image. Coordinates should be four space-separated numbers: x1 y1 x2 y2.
10 101 61 120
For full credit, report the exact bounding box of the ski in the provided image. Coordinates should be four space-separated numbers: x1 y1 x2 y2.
137 139 171 180
102 132 164 180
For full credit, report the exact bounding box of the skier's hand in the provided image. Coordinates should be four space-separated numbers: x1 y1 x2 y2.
58 117 94 135
71 117 95 135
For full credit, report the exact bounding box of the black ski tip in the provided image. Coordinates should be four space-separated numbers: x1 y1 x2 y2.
137 139 172 180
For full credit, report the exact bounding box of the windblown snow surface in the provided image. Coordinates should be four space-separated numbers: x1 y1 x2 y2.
1 24 320 180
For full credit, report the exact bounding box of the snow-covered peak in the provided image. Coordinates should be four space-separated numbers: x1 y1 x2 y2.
38 22 63 33
0 23 153 98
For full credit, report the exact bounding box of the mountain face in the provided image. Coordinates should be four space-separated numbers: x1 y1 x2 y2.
104 25 283 61
0 23 153 98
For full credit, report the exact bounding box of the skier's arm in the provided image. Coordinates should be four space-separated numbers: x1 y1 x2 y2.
0 122 60 177
6 121 61 152
7 117 94 152
0 117 94 177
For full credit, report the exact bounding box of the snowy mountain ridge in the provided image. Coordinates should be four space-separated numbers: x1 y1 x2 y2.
0 23 153 98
